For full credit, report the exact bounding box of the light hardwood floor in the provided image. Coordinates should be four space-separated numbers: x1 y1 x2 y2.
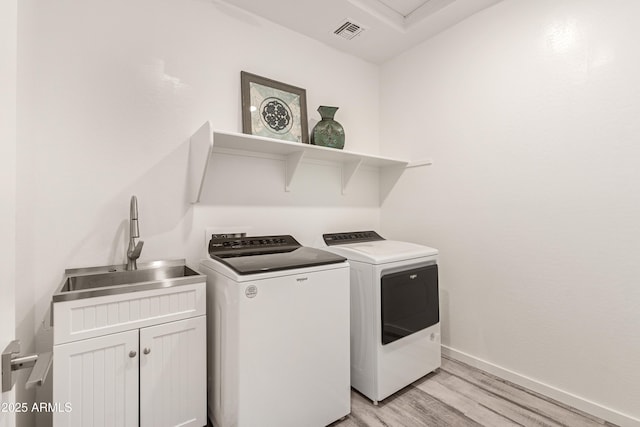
332 356 616 427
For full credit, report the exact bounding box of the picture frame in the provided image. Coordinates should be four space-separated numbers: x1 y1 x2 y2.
241 71 309 144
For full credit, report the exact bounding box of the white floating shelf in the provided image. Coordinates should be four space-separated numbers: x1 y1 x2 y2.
188 121 430 203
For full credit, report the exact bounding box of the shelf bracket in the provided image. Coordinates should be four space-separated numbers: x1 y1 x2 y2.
341 159 363 195
285 151 305 192
189 121 213 203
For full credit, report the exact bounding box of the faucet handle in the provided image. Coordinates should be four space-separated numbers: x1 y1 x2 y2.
131 240 144 259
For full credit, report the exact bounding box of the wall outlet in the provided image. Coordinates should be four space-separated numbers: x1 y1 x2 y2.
210 233 246 239
205 226 251 246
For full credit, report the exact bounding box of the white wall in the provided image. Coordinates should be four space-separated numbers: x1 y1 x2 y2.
380 0 640 424
17 0 380 424
1 0 17 425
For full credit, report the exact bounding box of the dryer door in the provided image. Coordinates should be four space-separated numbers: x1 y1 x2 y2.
380 264 439 345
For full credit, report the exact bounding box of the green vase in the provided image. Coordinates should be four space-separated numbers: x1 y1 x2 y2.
310 106 345 149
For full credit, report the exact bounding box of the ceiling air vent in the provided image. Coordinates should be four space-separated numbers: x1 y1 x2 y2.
333 19 365 40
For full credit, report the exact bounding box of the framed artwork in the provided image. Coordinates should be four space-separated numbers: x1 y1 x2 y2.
241 71 309 143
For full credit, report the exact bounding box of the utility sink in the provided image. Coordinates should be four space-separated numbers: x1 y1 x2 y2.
52 259 204 302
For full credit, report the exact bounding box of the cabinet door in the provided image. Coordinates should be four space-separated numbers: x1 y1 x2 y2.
139 316 206 427
53 330 139 427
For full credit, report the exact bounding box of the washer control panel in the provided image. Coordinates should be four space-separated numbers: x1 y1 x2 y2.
209 235 300 257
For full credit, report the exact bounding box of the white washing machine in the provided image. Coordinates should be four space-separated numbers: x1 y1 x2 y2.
319 231 440 404
199 234 351 427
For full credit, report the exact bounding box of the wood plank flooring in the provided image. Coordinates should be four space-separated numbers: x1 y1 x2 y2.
332 356 616 427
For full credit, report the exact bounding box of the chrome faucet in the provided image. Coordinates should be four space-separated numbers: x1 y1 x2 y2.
126 195 144 270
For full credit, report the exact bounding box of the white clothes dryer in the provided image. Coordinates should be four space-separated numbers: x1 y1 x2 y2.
320 231 440 404
200 234 351 427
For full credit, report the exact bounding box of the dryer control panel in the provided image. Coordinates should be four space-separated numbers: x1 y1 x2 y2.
323 231 385 246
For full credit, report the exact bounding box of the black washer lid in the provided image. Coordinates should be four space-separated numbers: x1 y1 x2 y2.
209 235 347 275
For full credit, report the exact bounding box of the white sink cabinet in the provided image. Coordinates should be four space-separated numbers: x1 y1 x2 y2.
52 282 207 427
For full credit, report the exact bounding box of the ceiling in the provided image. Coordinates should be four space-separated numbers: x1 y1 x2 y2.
221 0 503 64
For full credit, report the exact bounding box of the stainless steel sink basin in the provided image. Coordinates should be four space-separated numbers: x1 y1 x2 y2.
52 259 205 302
62 265 198 292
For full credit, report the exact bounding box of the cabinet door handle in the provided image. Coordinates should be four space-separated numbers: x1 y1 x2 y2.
143 348 151 355
129 350 137 358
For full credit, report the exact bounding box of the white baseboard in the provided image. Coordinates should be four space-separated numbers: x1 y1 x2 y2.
442 345 640 427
